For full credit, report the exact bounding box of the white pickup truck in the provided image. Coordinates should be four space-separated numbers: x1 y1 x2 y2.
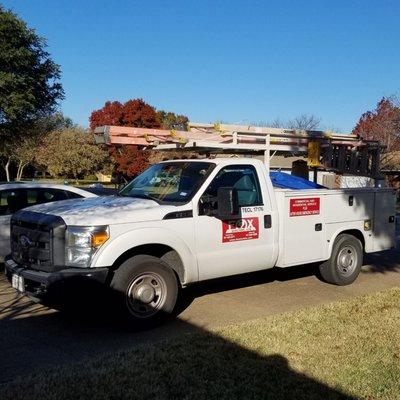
5 158 396 326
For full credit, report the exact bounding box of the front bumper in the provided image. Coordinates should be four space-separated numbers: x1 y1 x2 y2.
4 256 109 298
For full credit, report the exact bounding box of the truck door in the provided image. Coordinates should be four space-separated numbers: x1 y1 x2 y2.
194 164 275 280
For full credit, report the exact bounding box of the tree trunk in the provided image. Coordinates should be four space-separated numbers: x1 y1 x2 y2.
3 156 11 182
16 161 22 181
20 163 27 181
16 162 27 181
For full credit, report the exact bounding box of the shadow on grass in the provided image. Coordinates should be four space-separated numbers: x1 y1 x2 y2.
0 297 357 400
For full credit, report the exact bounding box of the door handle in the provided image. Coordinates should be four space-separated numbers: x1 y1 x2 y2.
264 215 272 229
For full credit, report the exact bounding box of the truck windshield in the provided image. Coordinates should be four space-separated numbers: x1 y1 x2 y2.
119 162 215 204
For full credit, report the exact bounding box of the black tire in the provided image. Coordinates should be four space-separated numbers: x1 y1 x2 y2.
110 255 178 329
319 234 363 286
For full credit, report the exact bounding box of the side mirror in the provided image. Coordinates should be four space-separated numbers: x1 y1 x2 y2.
217 187 240 219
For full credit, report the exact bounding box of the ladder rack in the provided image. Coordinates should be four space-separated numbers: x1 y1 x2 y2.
94 122 383 178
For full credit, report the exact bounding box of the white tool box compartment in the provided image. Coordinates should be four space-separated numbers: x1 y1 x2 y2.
323 189 374 223
276 187 396 267
275 189 326 266
372 189 396 252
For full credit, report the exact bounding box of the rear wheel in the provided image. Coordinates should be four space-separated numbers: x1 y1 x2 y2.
110 255 178 328
319 234 363 285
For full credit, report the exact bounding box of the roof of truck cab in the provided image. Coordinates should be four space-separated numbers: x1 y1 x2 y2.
159 158 262 165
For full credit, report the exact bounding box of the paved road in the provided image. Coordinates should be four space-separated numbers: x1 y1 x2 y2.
1 250 400 383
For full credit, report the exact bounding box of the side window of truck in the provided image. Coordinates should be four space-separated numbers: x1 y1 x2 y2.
200 165 263 212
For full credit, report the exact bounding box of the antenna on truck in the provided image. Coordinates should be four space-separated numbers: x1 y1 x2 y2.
94 122 384 179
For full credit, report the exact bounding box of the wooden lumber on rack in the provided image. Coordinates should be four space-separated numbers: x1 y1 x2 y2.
188 122 371 147
93 122 384 178
94 123 376 148
93 125 231 146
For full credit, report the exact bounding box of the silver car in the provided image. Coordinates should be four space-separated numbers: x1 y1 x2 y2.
0 183 97 261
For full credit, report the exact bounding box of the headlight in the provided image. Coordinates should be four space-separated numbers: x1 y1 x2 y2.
65 226 109 268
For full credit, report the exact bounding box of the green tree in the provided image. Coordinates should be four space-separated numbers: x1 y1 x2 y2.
156 110 188 131
1 113 73 181
36 127 110 182
0 5 64 180
13 137 37 181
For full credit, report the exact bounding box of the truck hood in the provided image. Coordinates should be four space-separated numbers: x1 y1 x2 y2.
26 196 177 225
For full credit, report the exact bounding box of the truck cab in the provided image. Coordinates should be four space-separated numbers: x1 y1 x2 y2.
4 158 396 327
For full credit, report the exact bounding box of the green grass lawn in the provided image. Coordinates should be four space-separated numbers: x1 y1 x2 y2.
1 288 400 400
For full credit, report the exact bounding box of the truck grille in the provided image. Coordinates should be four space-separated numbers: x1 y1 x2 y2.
10 211 66 272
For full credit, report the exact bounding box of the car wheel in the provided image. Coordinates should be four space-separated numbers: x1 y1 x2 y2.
110 255 178 329
319 234 363 286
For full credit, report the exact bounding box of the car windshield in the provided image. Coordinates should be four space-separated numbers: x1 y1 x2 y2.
119 162 215 204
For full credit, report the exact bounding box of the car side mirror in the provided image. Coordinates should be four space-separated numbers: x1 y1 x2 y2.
217 187 240 219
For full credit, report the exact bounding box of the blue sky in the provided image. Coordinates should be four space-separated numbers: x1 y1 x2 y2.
3 0 400 131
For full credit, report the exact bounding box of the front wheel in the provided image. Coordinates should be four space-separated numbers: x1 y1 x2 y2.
110 255 179 329
319 234 363 286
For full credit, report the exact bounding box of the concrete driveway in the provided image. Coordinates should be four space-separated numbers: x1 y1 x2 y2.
1 250 400 383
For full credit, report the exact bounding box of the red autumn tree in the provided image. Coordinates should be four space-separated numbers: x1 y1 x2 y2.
90 99 160 130
108 145 149 179
353 97 400 152
353 97 400 171
90 99 190 179
90 99 161 178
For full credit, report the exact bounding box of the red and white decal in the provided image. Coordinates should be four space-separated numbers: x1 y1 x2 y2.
222 217 259 243
290 197 320 217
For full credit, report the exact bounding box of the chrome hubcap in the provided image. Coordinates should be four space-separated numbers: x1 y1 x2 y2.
337 245 357 276
136 285 155 304
126 273 166 318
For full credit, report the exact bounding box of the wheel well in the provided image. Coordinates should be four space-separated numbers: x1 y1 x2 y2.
111 244 185 284
337 229 365 250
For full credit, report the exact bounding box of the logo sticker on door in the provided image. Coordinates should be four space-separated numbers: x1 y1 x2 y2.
222 217 259 243
289 197 320 216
